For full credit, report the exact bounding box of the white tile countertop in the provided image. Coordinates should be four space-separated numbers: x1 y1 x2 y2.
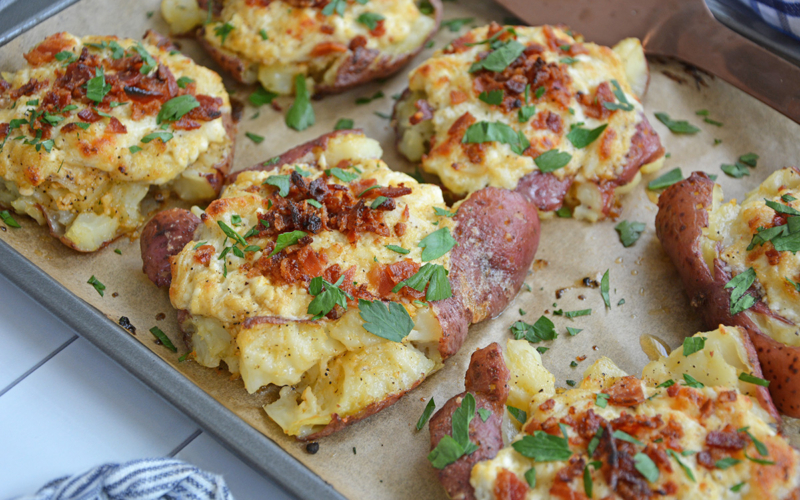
0 273 296 500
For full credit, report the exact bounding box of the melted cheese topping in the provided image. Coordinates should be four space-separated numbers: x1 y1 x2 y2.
398 25 657 220
0 33 232 251
471 330 800 499
193 0 434 92
705 168 800 346
171 133 454 437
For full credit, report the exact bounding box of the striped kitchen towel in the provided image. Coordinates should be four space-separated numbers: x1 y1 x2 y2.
739 0 800 39
13 458 233 500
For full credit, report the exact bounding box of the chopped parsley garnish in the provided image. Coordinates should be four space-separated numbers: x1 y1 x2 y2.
286 75 315 131
307 275 353 320
603 80 634 111
87 275 106 296
114 249 122 255
129 145 142 154
441 17 474 32
739 426 769 456
564 309 591 318
696 109 709 116
511 316 558 343
391 263 452 301
269 230 307 256
176 76 194 89
595 393 610 408
132 43 157 74
765 198 800 216
512 429 572 462
721 162 750 178
715 457 741 469
249 86 278 107
416 398 436 430
600 270 610 308
263 175 291 197
370 196 388 208
149 326 177 352
86 67 111 103
385 244 410 254
141 131 173 143
787 276 800 291
418 227 456 261
428 393 479 469
725 267 757 315
478 90 503 105
325 167 358 183
213 22 235 44
359 298 414 342
634 452 659 482
469 40 525 73
306 199 322 208
555 206 572 218
566 124 607 149
322 0 348 16
731 482 745 492
682 336 706 356
357 12 385 30
246 132 265 144
462 121 529 155
156 95 199 124
704 117 723 126
615 220 645 247
355 90 384 105
259 29 268 40
647 168 683 190
739 372 770 387
739 153 759 167
433 207 456 217
745 452 775 465
334 118 354 130
613 429 644 446
507 405 527 424
566 327 582 336
656 379 675 388
682 373 704 388
477 408 491 422
654 112 700 134
0 210 21 228
534 149 572 173
518 105 536 123
55 51 77 64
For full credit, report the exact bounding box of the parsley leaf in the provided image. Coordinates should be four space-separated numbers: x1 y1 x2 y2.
416 398 436 430
433 207 456 217
634 452 659 482
647 168 683 190
246 132 265 144
656 379 675 388
765 198 800 216
249 86 278 107
334 118 354 130
86 67 111 103
391 263 452 301
615 220 646 247
512 430 572 461
564 309 591 318
87 275 106 296
534 149 572 173
355 90 384 105
655 112 700 134
213 22 235 44
595 393 610 408
441 17 474 32
518 105 536 122
567 327 582 336
357 12 385 30
739 153 759 167
721 162 750 178
286 74 315 131
524 468 536 488
739 372 770 387
603 80 634 111
157 95 199 124
511 316 558 343
385 244 410 254
0 210 21 228
418 227 456 261
132 43 157 74
141 131 173 143
263 175 291 197
149 326 177 352
725 267 757 315
308 276 353 320
715 457 741 469
322 0 347 16
428 393 478 469
358 299 414 342
326 167 358 183
478 90 503 105
507 405 527 424
667 449 696 482
477 408 491 422
469 40 525 73
270 230 307 256
462 121 529 155
682 373 704 388
567 124 607 149
682 336 707 356
600 269 610 308
176 76 194 89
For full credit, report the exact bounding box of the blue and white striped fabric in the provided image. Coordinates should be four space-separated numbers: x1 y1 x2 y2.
13 458 233 500
739 0 800 39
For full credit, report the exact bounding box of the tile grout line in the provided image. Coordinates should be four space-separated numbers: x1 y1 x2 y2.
168 428 203 458
0 334 79 398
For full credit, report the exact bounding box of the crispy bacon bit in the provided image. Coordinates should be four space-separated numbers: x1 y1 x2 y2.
494 469 528 500
370 19 387 37
310 41 349 57
0 123 8 140
717 390 737 403
603 376 645 407
429 111 477 160
23 33 75 66
194 244 215 265
106 117 127 134
78 108 102 123
531 110 563 134
696 450 715 469
550 457 587 500
0 78 10 94
10 78 48 100
539 398 556 412
394 222 406 236
246 244 327 285
444 31 477 54
578 81 616 120
320 25 335 35
543 25 571 52
348 35 368 51
666 384 680 398
706 429 745 450
610 412 664 437
60 123 82 133
450 89 467 105
370 259 423 299
409 99 435 125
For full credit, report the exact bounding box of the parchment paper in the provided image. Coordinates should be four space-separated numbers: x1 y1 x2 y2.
2 1 799 498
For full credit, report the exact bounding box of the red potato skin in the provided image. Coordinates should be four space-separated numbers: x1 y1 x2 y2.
429 343 509 500
141 131 539 439
196 0 442 96
655 172 784 419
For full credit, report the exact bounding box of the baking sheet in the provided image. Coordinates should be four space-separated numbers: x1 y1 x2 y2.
1 1 799 499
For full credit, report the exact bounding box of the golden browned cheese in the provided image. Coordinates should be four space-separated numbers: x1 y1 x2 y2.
170 133 456 437
704 168 800 346
0 33 232 251
470 330 800 499
397 25 663 221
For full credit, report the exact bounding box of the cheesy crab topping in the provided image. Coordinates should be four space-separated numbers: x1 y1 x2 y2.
397 24 664 221
162 0 436 94
170 133 456 437
0 32 232 251
470 332 799 500
704 167 800 346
